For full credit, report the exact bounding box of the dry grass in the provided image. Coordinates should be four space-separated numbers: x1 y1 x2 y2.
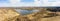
0 8 60 21
17 8 60 21
0 8 19 21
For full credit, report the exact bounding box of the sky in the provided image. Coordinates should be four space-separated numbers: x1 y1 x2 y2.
0 0 9 3
0 0 41 7
0 0 60 7
48 0 56 2
21 0 34 2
